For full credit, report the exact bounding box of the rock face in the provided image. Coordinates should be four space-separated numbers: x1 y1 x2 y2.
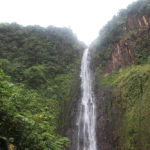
95 86 113 150
126 15 149 30
104 15 150 74
104 40 136 74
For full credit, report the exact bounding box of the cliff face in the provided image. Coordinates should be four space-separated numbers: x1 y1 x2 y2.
90 1 150 149
104 39 136 74
104 15 150 74
126 15 149 29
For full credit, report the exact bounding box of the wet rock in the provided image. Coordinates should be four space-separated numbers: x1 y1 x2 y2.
95 86 113 150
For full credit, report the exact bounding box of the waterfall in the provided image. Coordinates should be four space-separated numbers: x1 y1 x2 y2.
77 48 97 150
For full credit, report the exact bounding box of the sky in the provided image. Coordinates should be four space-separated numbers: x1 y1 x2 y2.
0 0 137 45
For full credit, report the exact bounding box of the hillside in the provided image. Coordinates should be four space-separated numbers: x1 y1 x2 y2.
0 24 85 150
90 0 150 149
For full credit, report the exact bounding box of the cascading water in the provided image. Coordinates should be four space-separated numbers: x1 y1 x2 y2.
77 48 97 150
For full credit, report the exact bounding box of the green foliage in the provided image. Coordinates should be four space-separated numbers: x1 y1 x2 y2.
97 65 150 150
0 23 84 149
134 38 150 64
24 65 46 88
0 68 70 150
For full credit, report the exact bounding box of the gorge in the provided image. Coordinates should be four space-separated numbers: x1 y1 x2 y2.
0 0 150 150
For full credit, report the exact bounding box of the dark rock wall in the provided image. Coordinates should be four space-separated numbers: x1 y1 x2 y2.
95 86 113 150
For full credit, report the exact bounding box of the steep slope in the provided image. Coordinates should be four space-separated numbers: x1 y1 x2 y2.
90 0 150 149
0 24 85 150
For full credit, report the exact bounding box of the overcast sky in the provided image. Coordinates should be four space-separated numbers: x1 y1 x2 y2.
0 0 137 45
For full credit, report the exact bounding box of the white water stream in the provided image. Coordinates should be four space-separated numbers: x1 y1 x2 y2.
77 49 97 150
